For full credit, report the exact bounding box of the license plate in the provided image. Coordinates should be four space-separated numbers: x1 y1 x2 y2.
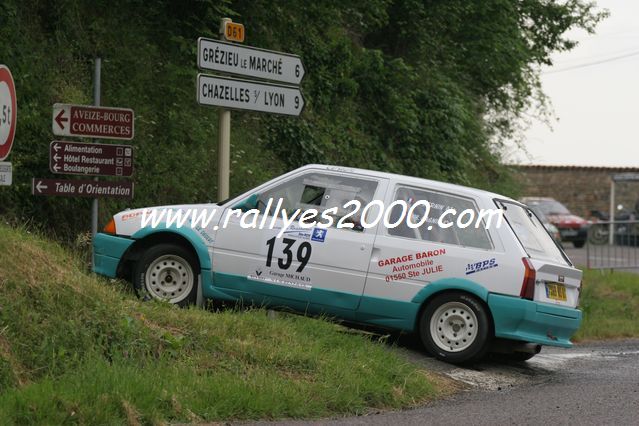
561 229 577 237
545 282 567 302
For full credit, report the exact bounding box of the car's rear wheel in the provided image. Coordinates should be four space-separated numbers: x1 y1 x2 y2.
419 292 491 364
134 243 198 306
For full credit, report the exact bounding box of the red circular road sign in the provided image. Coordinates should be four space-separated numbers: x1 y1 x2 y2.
0 65 17 161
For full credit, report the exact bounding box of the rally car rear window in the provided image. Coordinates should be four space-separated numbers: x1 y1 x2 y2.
499 201 570 265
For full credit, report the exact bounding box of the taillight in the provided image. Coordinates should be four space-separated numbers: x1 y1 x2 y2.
103 218 117 234
520 257 536 300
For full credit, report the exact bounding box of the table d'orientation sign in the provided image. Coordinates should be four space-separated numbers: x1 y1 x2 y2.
32 178 134 199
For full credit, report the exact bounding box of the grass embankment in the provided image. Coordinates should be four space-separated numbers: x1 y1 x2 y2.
0 224 442 424
575 268 639 341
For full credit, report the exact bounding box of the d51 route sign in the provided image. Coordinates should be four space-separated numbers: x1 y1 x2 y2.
52 103 134 140
197 74 304 116
198 38 305 85
49 141 134 177
32 178 134 199
0 65 17 161
223 21 245 43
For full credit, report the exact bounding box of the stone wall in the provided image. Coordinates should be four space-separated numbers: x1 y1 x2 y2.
514 165 639 219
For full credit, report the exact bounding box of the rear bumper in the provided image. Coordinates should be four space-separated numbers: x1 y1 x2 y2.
488 293 582 348
93 232 134 278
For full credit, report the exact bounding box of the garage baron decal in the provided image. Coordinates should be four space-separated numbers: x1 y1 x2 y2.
377 248 446 268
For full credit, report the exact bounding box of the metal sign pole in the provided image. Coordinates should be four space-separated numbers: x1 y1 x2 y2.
217 18 232 201
91 57 101 268
609 178 615 246
218 109 230 200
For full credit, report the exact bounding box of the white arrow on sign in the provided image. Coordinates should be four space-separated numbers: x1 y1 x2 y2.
52 104 71 135
53 142 61 152
198 38 305 85
35 180 48 193
197 74 305 117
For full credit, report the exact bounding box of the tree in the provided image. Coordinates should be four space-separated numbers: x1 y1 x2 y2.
0 0 605 238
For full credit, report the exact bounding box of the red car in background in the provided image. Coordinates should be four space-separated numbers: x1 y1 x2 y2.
520 197 589 248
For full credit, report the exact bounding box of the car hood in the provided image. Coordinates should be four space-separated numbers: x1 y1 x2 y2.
546 214 587 227
113 203 223 237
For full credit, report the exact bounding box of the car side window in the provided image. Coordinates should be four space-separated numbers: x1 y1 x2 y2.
258 172 379 231
387 186 493 250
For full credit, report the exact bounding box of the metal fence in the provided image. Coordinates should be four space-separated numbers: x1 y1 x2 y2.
586 220 639 270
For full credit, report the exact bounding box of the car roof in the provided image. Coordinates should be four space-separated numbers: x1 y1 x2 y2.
520 197 557 203
298 164 518 203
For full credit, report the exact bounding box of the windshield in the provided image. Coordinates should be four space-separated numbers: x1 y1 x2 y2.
528 206 549 224
500 201 569 265
529 199 571 215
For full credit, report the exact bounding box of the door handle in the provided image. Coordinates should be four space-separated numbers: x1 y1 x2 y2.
370 247 381 262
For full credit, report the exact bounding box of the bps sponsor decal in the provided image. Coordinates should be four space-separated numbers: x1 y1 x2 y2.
465 258 498 275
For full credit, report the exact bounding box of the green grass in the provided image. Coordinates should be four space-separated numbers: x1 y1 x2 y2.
0 224 442 424
574 268 639 341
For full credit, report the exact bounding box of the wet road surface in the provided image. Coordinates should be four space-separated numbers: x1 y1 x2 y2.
255 339 639 425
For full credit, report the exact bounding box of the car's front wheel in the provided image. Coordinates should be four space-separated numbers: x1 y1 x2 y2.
134 243 199 306
419 292 491 364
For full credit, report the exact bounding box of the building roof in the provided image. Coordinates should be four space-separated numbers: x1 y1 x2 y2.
510 164 639 172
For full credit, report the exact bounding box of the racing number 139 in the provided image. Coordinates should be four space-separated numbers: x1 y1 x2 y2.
266 237 312 272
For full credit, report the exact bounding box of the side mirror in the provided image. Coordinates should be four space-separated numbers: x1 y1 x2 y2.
232 193 260 212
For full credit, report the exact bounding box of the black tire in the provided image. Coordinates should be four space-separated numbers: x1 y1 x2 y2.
573 240 586 248
588 224 608 245
419 292 491 364
133 243 199 307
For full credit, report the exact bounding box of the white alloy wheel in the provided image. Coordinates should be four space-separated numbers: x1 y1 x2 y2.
429 301 478 353
145 254 194 304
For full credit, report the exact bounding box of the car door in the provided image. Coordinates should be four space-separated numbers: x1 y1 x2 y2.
212 169 388 312
360 183 505 325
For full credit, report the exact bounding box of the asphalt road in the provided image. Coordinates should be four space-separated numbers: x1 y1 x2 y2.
255 339 639 426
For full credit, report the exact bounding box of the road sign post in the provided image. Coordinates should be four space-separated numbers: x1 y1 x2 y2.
217 18 233 201
91 58 101 268
0 65 17 163
198 18 305 201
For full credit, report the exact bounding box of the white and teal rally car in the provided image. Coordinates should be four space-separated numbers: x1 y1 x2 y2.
93 164 582 363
